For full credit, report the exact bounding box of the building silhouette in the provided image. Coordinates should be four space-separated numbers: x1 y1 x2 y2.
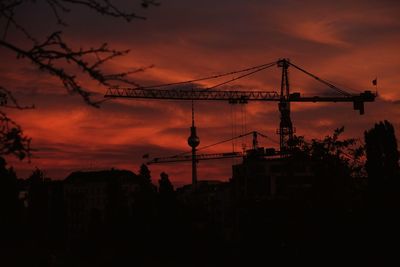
63 169 145 242
231 147 314 200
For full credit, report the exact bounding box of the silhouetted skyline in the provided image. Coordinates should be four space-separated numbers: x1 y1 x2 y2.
1 121 398 265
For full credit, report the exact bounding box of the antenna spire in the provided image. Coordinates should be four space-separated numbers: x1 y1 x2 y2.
188 95 200 186
192 98 195 127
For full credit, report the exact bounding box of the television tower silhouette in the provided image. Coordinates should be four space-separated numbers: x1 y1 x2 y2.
187 99 200 186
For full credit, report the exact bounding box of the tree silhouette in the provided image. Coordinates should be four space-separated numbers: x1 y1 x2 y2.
139 163 152 185
288 128 364 252
0 0 159 159
0 156 19 243
156 171 180 260
364 122 400 260
0 88 31 159
158 171 174 196
26 168 48 244
365 120 399 188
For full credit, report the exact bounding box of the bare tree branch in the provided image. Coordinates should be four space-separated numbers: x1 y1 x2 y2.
0 110 31 160
0 86 33 159
0 0 37 42
60 0 146 20
0 86 34 109
0 31 153 106
1 0 157 105
0 0 159 159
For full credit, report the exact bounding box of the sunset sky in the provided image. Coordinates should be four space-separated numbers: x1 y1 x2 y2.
1 0 400 186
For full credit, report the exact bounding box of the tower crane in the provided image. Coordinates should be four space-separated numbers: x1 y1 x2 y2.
104 58 376 185
105 59 375 151
147 131 275 165
146 131 277 185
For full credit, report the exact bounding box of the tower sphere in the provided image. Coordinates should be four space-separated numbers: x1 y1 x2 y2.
188 135 200 148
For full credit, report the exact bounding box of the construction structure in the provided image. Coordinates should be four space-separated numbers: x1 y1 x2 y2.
147 131 272 164
147 130 271 186
105 58 376 185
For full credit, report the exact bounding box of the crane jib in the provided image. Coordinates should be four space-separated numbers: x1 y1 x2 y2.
105 88 375 104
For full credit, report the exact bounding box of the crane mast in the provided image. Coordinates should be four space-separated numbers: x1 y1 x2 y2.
277 59 294 154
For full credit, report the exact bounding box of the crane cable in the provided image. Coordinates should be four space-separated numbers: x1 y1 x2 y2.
231 103 237 152
324 78 362 94
231 103 236 164
137 61 278 89
288 62 353 97
257 131 280 145
230 103 234 152
171 131 260 157
107 59 358 98
241 103 247 152
207 62 277 89
198 131 255 153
